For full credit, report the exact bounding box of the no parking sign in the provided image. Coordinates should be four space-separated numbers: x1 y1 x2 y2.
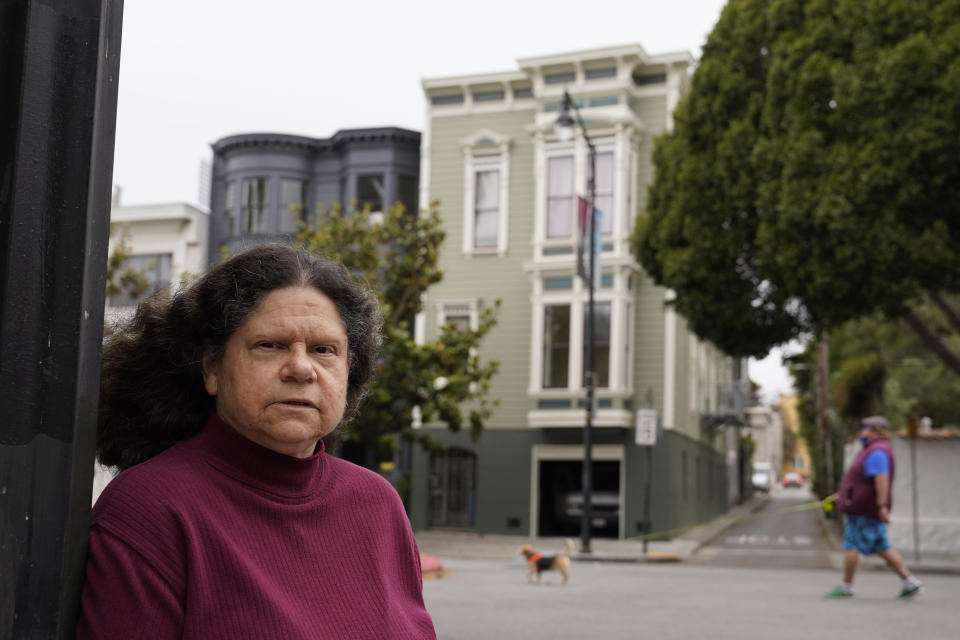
635 408 658 446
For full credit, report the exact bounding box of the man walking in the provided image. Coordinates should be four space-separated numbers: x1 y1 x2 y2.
826 416 922 598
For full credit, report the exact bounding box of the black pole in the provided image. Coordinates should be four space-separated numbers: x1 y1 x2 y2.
561 89 598 554
817 339 833 495
642 444 652 555
0 1 123 637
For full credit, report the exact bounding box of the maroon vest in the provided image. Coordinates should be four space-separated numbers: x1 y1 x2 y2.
836 436 895 518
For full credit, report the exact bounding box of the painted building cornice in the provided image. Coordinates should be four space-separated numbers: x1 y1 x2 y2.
212 127 420 156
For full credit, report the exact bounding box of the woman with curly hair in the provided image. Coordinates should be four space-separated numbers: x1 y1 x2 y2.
76 244 436 639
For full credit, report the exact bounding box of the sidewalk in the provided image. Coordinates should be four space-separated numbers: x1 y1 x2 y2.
417 494 772 569
419 495 960 576
817 507 960 576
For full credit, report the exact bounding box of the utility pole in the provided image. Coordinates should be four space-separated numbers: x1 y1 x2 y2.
0 1 123 636
817 339 833 495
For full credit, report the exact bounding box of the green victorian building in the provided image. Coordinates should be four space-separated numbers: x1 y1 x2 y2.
407 43 751 540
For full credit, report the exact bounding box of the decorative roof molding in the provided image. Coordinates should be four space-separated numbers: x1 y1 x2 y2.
422 70 528 91
459 128 512 151
212 127 420 155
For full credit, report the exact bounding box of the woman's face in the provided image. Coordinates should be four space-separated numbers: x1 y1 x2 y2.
201 286 349 458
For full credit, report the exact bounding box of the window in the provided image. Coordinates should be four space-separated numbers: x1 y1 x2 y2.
588 96 619 108
438 301 479 371
586 67 617 80
109 253 173 307
278 179 307 233
543 305 571 388
538 133 621 259
588 152 614 234
633 72 667 86
357 174 384 214
223 180 236 236
534 294 624 395
439 301 475 331
583 302 611 388
473 170 499 249
431 94 464 105
398 175 418 214
513 87 533 99
461 129 511 254
547 156 574 238
546 71 575 84
241 177 269 233
473 90 505 102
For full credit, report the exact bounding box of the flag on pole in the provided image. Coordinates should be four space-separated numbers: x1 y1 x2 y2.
592 207 603 289
576 195 589 281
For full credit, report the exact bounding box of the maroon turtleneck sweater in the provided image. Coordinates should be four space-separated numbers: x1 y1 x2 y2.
76 415 436 639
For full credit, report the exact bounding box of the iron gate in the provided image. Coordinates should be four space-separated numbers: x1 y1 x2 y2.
428 448 477 528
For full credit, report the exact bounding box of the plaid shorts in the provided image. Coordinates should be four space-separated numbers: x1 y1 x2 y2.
843 514 891 555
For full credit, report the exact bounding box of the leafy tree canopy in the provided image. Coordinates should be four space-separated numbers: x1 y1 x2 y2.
298 202 500 455
634 0 960 360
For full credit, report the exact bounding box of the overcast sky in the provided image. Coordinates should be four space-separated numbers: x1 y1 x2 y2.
112 0 794 402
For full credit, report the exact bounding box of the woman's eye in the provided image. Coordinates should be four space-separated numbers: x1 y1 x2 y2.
314 345 333 355
257 342 278 350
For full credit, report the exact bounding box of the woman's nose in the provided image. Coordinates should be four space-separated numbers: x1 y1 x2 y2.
282 346 316 382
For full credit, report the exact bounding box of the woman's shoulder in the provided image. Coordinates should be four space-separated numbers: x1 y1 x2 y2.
93 442 204 525
324 455 402 499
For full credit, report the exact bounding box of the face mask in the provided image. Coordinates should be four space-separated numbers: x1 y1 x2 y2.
859 436 870 447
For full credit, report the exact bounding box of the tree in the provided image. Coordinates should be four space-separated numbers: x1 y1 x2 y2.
633 0 960 369
786 293 960 495
297 202 500 456
105 223 149 303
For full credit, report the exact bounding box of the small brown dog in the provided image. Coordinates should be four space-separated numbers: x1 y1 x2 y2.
518 539 576 585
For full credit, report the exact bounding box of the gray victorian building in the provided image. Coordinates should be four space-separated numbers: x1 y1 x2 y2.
208 127 420 263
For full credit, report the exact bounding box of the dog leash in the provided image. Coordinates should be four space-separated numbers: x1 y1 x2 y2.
623 495 836 543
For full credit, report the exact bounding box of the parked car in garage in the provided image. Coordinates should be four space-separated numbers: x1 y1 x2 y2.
562 491 620 530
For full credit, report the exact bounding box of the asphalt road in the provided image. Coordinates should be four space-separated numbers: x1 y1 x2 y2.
692 486 836 569
422 489 960 639
423 559 958 639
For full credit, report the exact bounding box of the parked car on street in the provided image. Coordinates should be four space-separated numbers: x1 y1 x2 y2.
752 462 775 492
782 472 804 488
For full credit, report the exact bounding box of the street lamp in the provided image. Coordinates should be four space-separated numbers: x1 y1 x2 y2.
555 89 597 553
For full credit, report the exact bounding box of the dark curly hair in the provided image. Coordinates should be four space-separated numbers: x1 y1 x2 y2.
98 244 382 470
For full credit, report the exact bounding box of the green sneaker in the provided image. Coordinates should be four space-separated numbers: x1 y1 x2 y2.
825 586 854 598
898 583 922 598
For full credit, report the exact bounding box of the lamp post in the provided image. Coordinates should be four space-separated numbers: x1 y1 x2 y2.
555 89 597 553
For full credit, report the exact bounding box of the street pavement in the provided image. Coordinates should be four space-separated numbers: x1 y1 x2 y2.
422 558 959 639
416 489 960 639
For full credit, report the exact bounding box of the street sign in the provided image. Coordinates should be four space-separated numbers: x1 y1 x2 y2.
635 408 658 446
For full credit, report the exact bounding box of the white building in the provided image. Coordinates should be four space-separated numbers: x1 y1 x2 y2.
106 202 209 313
745 404 784 483
94 201 209 503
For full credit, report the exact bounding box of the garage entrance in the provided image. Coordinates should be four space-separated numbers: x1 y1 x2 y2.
537 459 621 538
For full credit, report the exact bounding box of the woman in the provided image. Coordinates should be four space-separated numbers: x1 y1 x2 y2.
77 245 436 639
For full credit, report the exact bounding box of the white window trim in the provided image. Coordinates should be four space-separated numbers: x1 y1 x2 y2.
461 130 511 256
535 132 619 258
435 299 479 331
527 269 633 399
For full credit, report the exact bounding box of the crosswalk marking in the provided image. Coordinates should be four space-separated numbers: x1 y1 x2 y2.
724 534 814 547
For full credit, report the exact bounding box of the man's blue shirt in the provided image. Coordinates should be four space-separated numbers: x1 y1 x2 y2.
864 449 890 477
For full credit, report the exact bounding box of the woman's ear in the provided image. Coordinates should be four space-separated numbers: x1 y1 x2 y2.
201 352 219 397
